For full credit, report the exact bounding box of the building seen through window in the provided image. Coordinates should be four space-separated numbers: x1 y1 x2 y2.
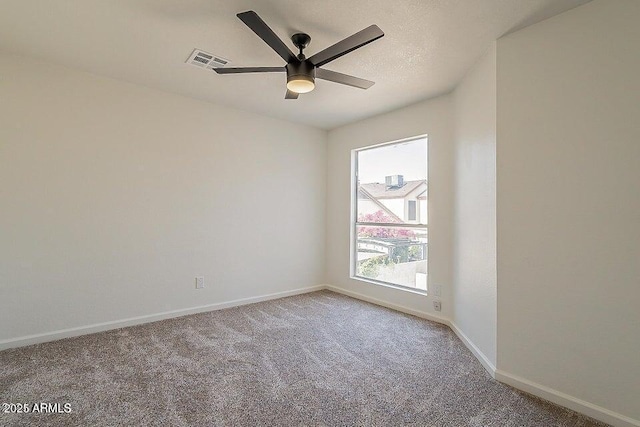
353 136 428 291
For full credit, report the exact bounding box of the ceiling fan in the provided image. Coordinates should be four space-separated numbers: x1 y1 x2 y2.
214 11 384 99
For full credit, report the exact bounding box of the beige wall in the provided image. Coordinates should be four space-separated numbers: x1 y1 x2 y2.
0 54 327 343
496 0 640 422
326 95 454 318
452 44 497 368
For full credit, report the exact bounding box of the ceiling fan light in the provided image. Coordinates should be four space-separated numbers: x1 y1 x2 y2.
287 78 315 94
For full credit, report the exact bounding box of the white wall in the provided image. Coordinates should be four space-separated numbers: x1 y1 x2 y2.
326 95 454 318
452 44 497 368
379 199 405 221
0 54 326 343
496 0 640 422
3 1 638 422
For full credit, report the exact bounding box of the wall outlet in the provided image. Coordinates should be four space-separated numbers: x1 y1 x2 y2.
431 284 442 297
433 301 442 312
195 276 204 289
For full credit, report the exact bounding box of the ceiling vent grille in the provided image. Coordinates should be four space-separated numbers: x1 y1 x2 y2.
186 49 229 70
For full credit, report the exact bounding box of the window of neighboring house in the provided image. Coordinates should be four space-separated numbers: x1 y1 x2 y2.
408 200 417 221
352 136 428 292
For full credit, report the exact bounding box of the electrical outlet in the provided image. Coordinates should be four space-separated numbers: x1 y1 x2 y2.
431 284 442 297
433 301 442 312
195 276 204 289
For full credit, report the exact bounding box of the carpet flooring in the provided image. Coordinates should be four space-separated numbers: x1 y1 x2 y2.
1 290 607 426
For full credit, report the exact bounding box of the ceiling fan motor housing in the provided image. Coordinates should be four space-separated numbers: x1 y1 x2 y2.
286 60 315 86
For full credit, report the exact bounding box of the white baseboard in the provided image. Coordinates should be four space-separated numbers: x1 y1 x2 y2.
324 284 449 325
447 321 496 378
325 284 639 427
0 285 324 351
3 283 637 427
324 285 496 377
495 370 640 427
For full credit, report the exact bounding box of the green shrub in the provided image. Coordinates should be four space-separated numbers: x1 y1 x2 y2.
358 255 392 278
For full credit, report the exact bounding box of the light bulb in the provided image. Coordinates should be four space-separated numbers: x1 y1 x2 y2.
286 78 315 94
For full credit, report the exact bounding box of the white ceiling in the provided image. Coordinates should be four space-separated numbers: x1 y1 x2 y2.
0 0 590 129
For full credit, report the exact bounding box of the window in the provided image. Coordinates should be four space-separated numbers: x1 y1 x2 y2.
408 200 417 221
352 136 428 292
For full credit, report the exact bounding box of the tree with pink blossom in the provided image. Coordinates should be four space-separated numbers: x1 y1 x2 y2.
357 210 415 239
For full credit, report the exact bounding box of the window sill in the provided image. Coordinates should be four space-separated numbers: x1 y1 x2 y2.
350 275 428 296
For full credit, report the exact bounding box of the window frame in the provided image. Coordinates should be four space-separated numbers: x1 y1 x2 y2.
350 135 429 294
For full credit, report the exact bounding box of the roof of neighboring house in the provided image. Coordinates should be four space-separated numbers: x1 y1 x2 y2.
358 180 426 199
357 186 403 222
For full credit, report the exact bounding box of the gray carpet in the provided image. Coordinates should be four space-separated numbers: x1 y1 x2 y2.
1 290 607 426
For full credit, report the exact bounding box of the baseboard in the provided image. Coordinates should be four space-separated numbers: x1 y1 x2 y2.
4 283 637 427
0 285 325 351
495 370 640 427
327 283 638 426
324 285 496 377
324 284 449 325
447 321 496 378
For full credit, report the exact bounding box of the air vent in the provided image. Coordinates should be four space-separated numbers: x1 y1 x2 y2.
186 49 230 70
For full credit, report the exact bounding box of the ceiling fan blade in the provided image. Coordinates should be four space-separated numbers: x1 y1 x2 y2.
285 89 299 99
237 11 297 63
214 67 285 74
316 68 375 89
308 25 384 67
